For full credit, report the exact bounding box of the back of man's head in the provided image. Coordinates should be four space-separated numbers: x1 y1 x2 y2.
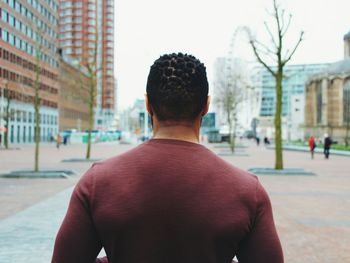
146 53 209 122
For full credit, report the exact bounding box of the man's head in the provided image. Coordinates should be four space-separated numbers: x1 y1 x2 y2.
146 53 209 123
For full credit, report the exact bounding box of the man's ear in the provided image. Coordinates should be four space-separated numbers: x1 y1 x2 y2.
145 94 153 116
201 96 211 116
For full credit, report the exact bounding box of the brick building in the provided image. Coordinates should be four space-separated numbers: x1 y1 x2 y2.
0 0 60 144
58 56 90 131
58 0 115 130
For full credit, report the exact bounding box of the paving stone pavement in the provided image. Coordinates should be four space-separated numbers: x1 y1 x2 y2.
0 187 72 263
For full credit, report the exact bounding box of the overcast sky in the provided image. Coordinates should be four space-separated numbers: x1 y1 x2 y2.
115 0 350 110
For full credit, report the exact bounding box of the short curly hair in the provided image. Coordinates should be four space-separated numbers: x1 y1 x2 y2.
146 53 209 122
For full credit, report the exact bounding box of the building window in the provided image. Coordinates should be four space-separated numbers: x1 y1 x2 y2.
28 126 32 142
344 79 350 124
1 29 9 42
23 111 27 122
23 126 26 143
9 33 14 45
17 125 20 143
1 9 9 23
10 109 15 121
9 14 15 26
10 125 14 143
16 110 21 122
316 82 322 124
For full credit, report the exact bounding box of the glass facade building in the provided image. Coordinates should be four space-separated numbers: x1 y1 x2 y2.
258 64 330 117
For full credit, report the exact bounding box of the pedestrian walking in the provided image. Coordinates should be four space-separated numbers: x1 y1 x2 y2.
49 133 54 143
264 136 270 145
52 53 283 263
56 134 62 149
324 133 332 159
63 135 68 145
308 136 316 159
255 135 260 146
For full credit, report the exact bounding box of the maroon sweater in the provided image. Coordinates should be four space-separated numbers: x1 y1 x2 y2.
52 139 283 263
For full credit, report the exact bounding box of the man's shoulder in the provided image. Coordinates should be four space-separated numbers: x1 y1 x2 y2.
92 140 213 167
88 141 257 186
90 143 146 171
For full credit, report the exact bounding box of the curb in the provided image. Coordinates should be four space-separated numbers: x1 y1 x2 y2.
249 167 316 176
0 170 75 178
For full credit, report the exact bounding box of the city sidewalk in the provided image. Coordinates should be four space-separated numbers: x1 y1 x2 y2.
0 140 349 263
0 187 73 263
0 142 127 262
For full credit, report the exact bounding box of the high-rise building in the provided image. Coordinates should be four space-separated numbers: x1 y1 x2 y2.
58 0 96 66
0 0 60 145
58 0 115 129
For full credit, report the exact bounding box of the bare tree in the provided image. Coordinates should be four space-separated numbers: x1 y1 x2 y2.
247 0 304 169
84 31 100 160
215 59 245 153
62 30 99 160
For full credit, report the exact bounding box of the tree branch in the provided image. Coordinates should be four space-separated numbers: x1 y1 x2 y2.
255 39 277 55
264 21 278 48
249 40 276 77
280 9 286 33
281 14 292 37
282 31 304 65
273 0 283 57
273 0 282 34
255 46 277 62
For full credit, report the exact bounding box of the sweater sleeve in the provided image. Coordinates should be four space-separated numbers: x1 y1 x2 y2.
236 181 284 263
52 166 102 263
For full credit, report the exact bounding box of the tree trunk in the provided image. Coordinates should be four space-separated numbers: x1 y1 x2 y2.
230 121 236 154
227 113 234 153
86 103 93 159
34 90 40 172
274 70 284 170
86 77 95 160
229 133 235 154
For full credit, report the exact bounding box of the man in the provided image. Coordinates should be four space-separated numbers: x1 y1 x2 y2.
52 53 283 263
324 133 332 159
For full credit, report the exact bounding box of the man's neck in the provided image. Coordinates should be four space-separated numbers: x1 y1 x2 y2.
152 124 200 143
